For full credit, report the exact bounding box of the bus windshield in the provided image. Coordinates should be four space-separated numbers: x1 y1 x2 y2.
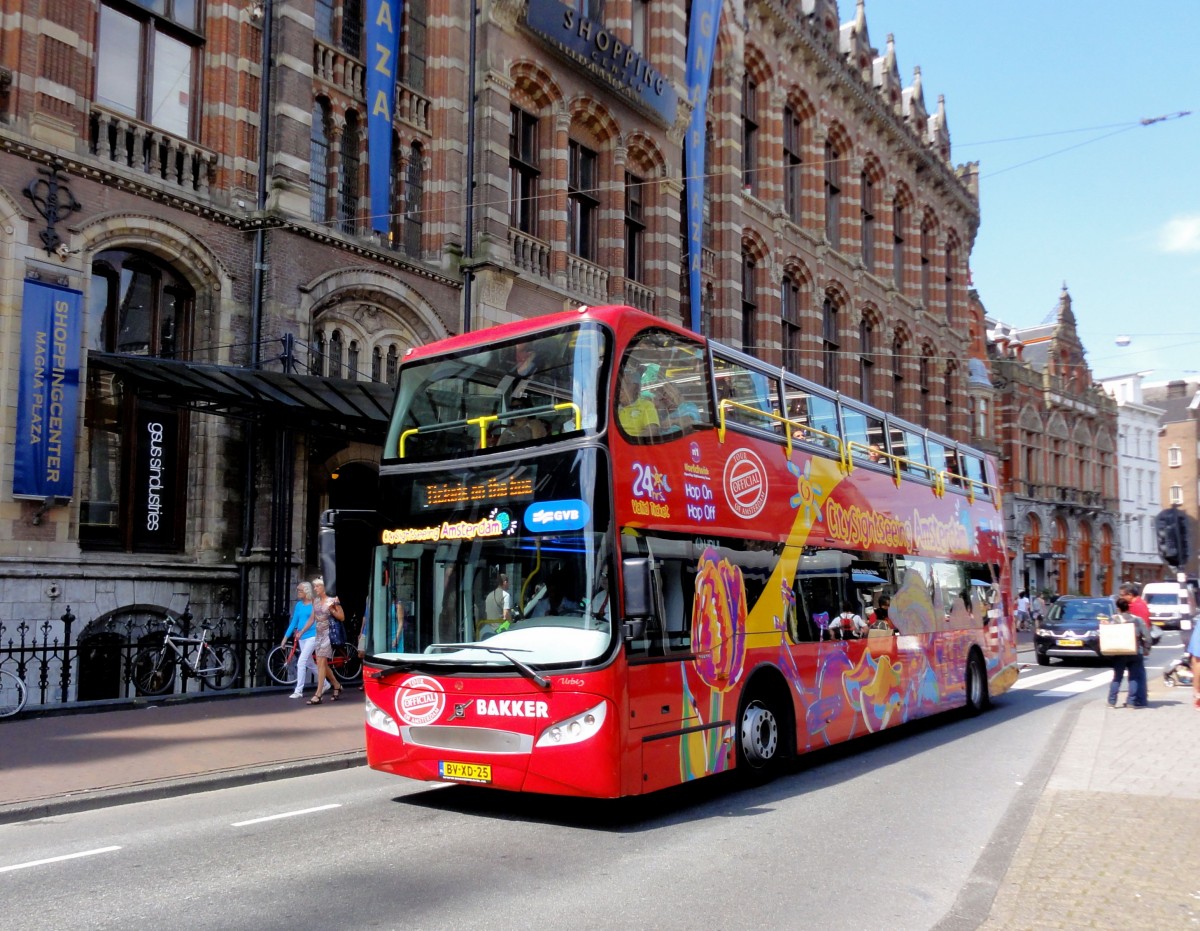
370 447 615 671
385 323 609 462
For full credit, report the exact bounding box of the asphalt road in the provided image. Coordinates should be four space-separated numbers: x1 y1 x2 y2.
1 659 1147 930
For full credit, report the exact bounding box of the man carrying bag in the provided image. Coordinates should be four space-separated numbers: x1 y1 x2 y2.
1101 596 1152 708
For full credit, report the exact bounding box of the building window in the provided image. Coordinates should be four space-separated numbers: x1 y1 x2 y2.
892 201 905 288
944 241 956 323
860 172 875 272
821 297 838 390
348 340 360 379
742 73 758 196
891 335 904 416
1170 483 1183 505
340 0 363 55
1168 445 1182 467
338 111 361 234
631 0 648 54
918 355 930 417
371 346 382 382
509 106 539 235
327 330 344 378
920 221 933 310
386 344 400 385
568 140 598 260
95 1 200 138
742 253 757 356
82 250 194 552
824 139 841 247
625 172 645 283
571 0 605 19
781 275 801 373
858 318 873 405
404 142 424 256
783 106 803 223
404 0 427 92
315 0 334 41
310 100 332 223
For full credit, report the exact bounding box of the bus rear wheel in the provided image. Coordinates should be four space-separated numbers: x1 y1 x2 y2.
737 695 780 772
964 652 990 716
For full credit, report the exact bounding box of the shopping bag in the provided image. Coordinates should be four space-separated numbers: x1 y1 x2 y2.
1098 622 1137 656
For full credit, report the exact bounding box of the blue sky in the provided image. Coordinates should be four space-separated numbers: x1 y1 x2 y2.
863 0 1199 384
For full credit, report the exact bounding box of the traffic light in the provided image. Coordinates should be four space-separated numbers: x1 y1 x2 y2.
1155 508 1189 568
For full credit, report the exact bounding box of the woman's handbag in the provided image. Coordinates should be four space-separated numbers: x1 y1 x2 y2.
1099 620 1137 656
329 618 346 647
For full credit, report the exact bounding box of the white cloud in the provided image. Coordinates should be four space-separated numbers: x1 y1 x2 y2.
1159 215 1200 253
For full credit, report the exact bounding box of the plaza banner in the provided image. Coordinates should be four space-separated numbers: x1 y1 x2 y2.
366 0 403 234
13 279 82 499
684 0 722 333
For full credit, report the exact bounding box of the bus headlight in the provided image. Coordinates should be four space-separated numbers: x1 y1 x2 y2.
535 701 607 747
365 696 400 736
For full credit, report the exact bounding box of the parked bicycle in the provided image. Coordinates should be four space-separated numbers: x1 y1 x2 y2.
264 638 361 687
131 615 240 696
0 668 27 718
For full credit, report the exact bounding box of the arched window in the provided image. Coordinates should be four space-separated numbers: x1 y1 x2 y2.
371 346 383 382
742 72 758 196
821 296 838 390
338 111 361 234
742 251 757 356
824 138 841 247
82 250 193 552
404 142 424 256
858 317 873 405
386 344 399 385
310 100 331 224
327 329 344 378
781 274 801 373
891 334 904 416
348 340 360 380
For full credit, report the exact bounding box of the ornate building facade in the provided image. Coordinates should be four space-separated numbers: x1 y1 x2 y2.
988 287 1120 599
0 0 986 704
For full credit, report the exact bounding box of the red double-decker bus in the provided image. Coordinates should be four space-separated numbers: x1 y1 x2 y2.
355 305 1017 797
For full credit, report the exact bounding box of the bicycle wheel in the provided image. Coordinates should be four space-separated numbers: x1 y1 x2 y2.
197 643 239 690
0 669 27 718
331 643 362 683
132 647 176 696
265 644 299 686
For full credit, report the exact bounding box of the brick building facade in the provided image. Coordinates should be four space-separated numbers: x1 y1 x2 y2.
988 287 1120 599
0 0 987 703
1144 379 1200 579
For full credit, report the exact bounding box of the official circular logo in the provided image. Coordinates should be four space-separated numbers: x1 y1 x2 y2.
723 448 768 519
394 675 445 726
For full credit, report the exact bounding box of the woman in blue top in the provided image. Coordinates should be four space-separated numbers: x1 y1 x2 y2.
281 581 317 699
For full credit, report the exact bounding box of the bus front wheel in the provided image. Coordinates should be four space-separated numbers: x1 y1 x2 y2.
737 695 780 772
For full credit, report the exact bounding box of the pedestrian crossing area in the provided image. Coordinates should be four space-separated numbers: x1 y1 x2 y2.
1010 663 1168 697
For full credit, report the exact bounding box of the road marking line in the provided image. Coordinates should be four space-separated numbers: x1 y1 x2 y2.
231 803 341 827
1011 668 1076 689
0 846 121 874
1039 671 1112 695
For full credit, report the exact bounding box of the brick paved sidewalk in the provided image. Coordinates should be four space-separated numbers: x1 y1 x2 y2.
978 676 1200 929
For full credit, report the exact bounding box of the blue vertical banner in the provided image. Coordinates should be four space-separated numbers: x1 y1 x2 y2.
13 279 82 499
684 0 722 333
366 0 403 234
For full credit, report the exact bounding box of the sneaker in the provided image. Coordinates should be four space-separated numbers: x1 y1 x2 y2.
289 692 304 699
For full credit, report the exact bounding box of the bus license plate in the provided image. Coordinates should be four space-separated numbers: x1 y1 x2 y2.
1057 638 1083 647
439 761 492 784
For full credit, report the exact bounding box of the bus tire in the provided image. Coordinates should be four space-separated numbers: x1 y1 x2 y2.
964 650 989 716
737 693 781 775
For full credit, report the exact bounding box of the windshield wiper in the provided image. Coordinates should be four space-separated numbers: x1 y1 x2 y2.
426 641 551 689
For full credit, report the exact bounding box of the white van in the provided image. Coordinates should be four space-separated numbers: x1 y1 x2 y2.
1141 582 1196 630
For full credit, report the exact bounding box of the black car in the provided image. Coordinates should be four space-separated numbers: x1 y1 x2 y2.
1034 596 1118 666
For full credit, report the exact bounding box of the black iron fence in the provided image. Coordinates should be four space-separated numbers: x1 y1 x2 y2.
0 606 359 711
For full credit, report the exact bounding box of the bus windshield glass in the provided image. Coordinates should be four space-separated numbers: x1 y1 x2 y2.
371 447 615 671
385 323 609 462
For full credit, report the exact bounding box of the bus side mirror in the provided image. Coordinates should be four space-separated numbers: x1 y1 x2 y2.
622 557 653 640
